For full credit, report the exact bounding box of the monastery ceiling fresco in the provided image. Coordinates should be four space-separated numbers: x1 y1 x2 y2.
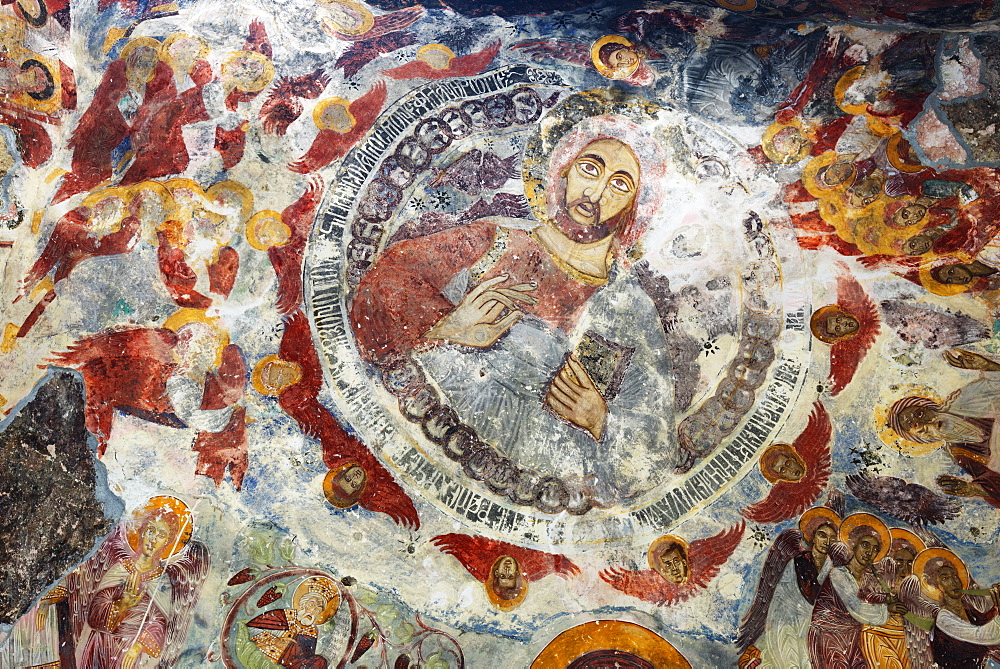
3 0 1000 667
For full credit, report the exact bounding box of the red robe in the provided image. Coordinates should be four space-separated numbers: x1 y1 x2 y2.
246 609 328 669
157 229 240 308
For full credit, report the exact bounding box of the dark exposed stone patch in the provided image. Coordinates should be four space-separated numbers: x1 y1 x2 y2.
941 35 1000 164
0 369 122 625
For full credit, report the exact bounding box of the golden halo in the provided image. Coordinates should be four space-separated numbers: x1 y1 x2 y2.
531 620 691 669
647 534 690 583
221 50 274 93
207 179 255 226
313 97 356 131
716 0 757 9
798 507 841 541
318 0 375 36
246 210 290 251
913 548 969 601
119 37 162 66
162 307 230 367
323 462 368 509
887 133 925 174
761 118 812 164
485 555 528 611
161 32 209 69
165 177 205 196
810 305 859 344
416 43 455 69
834 66 867 116
758 443 806 484
130 181 177 243
590 35 640 80
839 512 891 563
802 151 853 199
889 527 925 555
919 261 972 297
81 185 132 211
251 354 302 396
125 495 193 559
292 575 341 624
875 386 945 456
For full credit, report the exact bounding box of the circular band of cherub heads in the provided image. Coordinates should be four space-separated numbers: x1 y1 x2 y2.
523 89 667 256
246 210 290 251
319 0 375 37
590 35 641 80
485 555 528 611
323 462 369 509
810 304 859 344
913 547 969 601
647 534 690 585
882 393 947 456
251 354 302 396
839 512 891 563
292 575 341 625
798 506 841 543
759 442 806 484
761 117 812 165
126 495 193 560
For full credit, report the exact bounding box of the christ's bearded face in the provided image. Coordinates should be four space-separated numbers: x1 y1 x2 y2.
561 138 639 240
898 405 987 443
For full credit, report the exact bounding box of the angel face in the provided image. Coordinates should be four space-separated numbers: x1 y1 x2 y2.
603 45 639 73
824 312 859 339
771 127 812 161
936 565 963 600
892 548 916 579
419 47 453 71
261 359 301 393
892 203 928 227
933 263 973 285
896 404 940 437
819 161 855 188
337 465 367 496
656 547 689 585
563 139 640 228
320 103 354 133
846 176 882 208
853 534 881 567
126 47 158 84
765 448 804 483
902 234 933 256
494 556 518 589
811 523 836 555
140 518 172 558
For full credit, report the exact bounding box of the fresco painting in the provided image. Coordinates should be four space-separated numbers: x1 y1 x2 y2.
6 0 1000 667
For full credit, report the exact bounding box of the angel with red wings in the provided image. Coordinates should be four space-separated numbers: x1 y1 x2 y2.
258 68 331 136
256 309 420 529
323 5 422 79
222 20 274 111
246 177 323 315
288 81 386 174
430 533 580 611
32 496 209 667
383 40 501 80
742 401 832 524
46 316 249 487
809 266 881 396
512 35 660 86
737 508 846 669
600 522 744 607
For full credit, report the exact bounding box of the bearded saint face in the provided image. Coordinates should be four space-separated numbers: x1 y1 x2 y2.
557 138 640 244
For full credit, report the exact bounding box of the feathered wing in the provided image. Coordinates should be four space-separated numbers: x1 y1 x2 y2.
277 311 419 529
511 40 593 68
335 31 416 79
287 81 386 173
329 6 423 41
46 327 177 368
828 272 881 396
270 177 323 315
845 472 961 525
742 402 832 523
430 533 579 583
898 575 938 669
600 523 744 607
244 19 272 58
192 406 248 490
65 525 132 639
160 540 211 666
259 70 330 135
448 40 502 76
736 529 803 654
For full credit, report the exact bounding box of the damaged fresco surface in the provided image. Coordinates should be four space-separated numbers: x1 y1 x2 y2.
8 0 1000 665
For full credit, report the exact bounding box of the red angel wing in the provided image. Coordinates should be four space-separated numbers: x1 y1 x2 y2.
445 41 502 78
270 177 323 315
259 95 303 136
287 81 385 174
430 533 580 583
192 406 248 489
736 528 804 654
367 6 423 38
46 327 177 368
828 271 881 396
742 401 832 524
244 19 272 58
511 40 593 69
277 311 419 528
600 523 744 607
347 79 388 128
383 60 437 80
335 31 416 79
20 208 88 292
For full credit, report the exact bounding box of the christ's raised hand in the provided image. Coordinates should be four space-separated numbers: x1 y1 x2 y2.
425 274 537 348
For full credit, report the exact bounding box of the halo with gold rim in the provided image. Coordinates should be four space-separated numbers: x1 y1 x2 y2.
876 385 945 456
839 512 891 562
251 354 302 396
889 527 925 555
416 43 455 70
809 304 859 345
716 0 757 9
761 117 812 165
322 462 368 509
246 210 290 250
207 179 255 226
485 555 528 611
162 307 230 367
161 32 209 71
759 443 807 484
913 547 969 601
919 257 975 297
530 620 691 669
802 151 853 199
318 0 374 36
886 133 926 174
590 35 640 80
834 66 867 116
119 37 162 65
221 50 274 93
647 534 690 583
313 97 356 131
292 575 341 624
126 495 193 559
798 506 841 542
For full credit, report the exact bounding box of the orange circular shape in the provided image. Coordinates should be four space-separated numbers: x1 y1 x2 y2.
761 118 812 165
485 555 528 611
886 133 925 174
531 620 691 668
839 512 891 563
246 210 290 250
889 527 925 555
716 0 757 9
251 355 302 396
798 506 841 541
810 304 858 344
292 575 341 624
323 462 367 509
647 534 690 584
759 443 806 484
590 35 640 80
913 548 969 600
126 495 193 559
